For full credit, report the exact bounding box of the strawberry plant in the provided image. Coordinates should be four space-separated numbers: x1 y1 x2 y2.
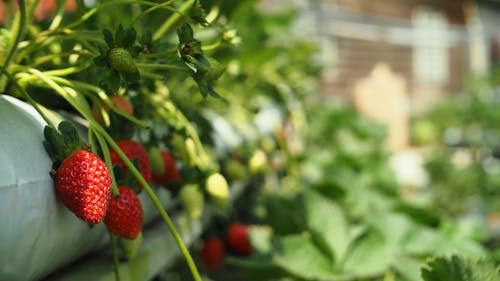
0 0 242 280
0 0 498 280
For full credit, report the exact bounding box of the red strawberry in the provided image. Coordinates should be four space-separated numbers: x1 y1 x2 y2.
226 223 252 256
55 150 112 224
201 237 225 270
110 140 151 186
105 186 144 239
152 150 182 185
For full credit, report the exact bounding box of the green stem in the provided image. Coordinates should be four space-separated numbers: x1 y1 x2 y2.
131 0 181 26
40 62 93 77
65 0 182 29
109 232 122 281
0 0 26 80
49 0 68 30
55 78 150 128
139 48 177 59
32 50 94 67
137 63 190 72
153 0 195 40
17 29 100 63
17 73 149 128
95 130 120 197
27 0 41 23
201 40 221 52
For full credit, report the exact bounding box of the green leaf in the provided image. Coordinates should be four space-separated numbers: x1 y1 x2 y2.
365 212 416 247
43 125 66 162
343 231 395 278
299 190 350 263
121 27 137 48
58 121 83 150
393 254 424 281
273 233 337 280
102 28 114 47
421 255 499 281
402 227 486 259
177 23 194 44
115 24 125 46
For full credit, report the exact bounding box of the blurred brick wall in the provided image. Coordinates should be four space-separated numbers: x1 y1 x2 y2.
321 0 468 109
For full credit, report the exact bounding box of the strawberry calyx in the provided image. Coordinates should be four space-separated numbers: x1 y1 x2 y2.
43 121 86 169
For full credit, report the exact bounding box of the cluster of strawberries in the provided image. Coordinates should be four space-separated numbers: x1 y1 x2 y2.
43 117 181 241
200 222 252 270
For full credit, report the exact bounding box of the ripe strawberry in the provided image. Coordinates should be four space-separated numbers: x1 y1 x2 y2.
201 237 225 270
107 47 137 73
55 150 112 224
110 140 151 187
226 223 252 256
152 150 182 185
105 186 144 239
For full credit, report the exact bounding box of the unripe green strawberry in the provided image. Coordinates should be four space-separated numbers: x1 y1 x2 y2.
179 184 204 220
205 173 229 209
149 147 165 175
105 186 144 239
119 232 142 260
224 158 247 181
55 150 112 224
206 57 225 82
107 47 137 73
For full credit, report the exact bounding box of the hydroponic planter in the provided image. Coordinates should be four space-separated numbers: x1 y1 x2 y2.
0 95 171 281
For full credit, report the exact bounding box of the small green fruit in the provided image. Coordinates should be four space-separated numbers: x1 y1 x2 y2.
119 232 142 260
108 47 137 73
149 147 165 174
224 159 247 181
179 184 204 220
